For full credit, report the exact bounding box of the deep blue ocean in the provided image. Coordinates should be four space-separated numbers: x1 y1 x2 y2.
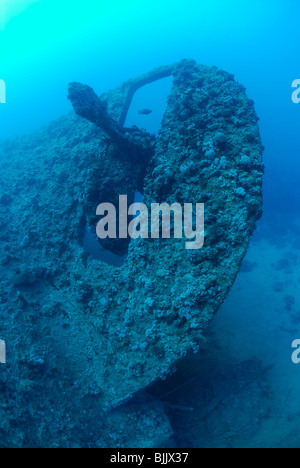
2 0 300 217
1 0 300 449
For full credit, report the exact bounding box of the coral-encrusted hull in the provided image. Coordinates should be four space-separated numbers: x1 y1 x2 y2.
0 61 263 424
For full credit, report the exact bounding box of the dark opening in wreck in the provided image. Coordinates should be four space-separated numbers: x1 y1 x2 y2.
69 71 173 266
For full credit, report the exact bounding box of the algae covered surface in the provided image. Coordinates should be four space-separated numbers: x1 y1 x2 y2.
0 60 263 447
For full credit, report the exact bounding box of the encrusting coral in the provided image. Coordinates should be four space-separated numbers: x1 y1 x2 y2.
0 59 263 447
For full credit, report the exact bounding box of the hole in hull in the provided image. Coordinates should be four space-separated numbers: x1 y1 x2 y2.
83 223 127 267
82 191 143 267
125 76 173 136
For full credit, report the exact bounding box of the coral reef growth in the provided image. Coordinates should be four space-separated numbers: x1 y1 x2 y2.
0 59 264 447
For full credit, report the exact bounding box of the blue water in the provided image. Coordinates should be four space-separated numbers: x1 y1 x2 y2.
2 0 300 217
1 0 300 448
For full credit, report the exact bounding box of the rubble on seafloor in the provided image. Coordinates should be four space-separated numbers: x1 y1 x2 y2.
0 60 264 447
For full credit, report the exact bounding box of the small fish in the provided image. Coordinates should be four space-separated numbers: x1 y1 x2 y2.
138 108 153 115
